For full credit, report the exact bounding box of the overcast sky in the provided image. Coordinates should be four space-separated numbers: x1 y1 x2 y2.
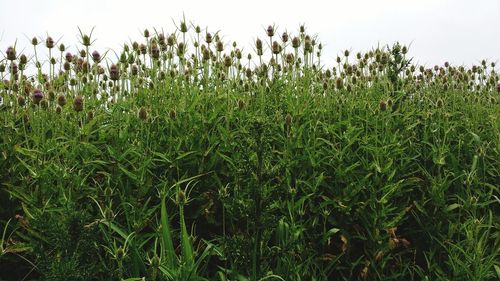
0 0 499 68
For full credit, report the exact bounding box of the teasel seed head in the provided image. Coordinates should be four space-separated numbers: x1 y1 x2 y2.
285 113 292 127
109 64 120 81
6 46 16 61
17 95 26 106
379 100 387 111
267 25 274 37
45 37 55 49
73 95 84 112
169 109 176 120
138 107 148 120
92 50 101 63
32 89 43 105
238 99 245 109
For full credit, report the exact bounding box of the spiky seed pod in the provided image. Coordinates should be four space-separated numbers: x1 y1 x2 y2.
216 41 223 52
109 64 120 81
169 109 176 120
379 100 387 111
281 32 289 43
31 37 38 46
292 37 300 49
73 95 84 112
143 29 150 38
32 89 43 105
180 21 188 33
272 41 281 55
138 107 148 120
116 247 125 260
267 25 274 37
285 113 292 127
436 98 443 108
0 64 5 73
150 44 160 60
238 99 245 109
45 37 54 49
496 83 500 93
55 105 62 114
40 99 48 109
255 38 263 51
131 64 139 76
19 54 28 65
205 32 212 44
336 78 344 89
344 50 350 57
92 50 101 63
17 96 26 106
176 190 186 205
65 52 73 62
6 47 16 61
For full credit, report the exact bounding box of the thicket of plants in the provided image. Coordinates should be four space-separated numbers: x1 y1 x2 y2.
0 20 499 281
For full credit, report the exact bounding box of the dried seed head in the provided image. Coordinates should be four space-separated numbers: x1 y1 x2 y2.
281 32 289 43
92 50 101 63
169 109 177 120
73 95 84 112
109 64 120 81
32 89 43 105
285 113 292 127
59 43 65 52
17 95 26 106
40 99 48 109
45 37 55 49
379 100 387 111
180 21 188 33
143 29 150 38
55 105 62 114
0 64 5 73
31 37 39 46
205 32 212 44
138 107 148 120
6 46 16 61
19 54 28 65
267 25 274 37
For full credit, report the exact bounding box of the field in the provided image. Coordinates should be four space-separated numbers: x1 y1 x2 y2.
0 22 499 281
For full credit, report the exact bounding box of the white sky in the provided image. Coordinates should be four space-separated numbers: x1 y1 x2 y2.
0 0 499 68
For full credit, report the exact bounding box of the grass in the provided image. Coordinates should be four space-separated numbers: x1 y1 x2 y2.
0 20 499 281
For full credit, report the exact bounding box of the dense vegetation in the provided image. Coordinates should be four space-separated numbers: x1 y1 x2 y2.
0 21 499 281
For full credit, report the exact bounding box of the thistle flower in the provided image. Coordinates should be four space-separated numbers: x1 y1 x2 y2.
496 83 500 93
32 89 43 105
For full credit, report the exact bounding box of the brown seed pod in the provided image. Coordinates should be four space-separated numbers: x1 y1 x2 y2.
138 107 148 120
73 95 84 112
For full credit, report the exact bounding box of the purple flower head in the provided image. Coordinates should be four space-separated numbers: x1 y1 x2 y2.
32 89 43 105
92 50 101 63
497 83 500 93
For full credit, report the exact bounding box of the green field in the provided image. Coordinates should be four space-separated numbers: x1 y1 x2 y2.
0 22 499 281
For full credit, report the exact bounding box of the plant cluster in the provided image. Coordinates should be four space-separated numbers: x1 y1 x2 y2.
0 20 499 281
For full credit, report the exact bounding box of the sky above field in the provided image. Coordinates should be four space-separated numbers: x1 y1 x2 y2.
0 0 499 68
